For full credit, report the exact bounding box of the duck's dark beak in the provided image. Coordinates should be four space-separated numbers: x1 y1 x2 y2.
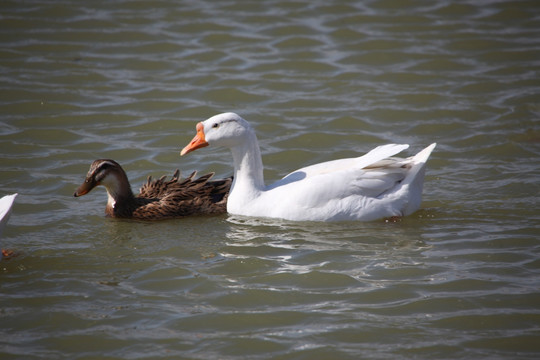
181 122 208 156
74 178 96 197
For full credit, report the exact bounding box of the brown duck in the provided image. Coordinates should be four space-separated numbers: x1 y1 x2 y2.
74 159 231 220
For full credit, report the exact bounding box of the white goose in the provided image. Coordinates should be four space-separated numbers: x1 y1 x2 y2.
181 113 436 222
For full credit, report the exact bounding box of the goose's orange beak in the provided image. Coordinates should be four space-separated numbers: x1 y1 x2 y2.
181 122 208 156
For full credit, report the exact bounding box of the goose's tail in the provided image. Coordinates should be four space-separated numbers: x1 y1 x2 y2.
401 143 436 216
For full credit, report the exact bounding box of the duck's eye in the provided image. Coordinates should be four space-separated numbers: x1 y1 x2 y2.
212 123 219 128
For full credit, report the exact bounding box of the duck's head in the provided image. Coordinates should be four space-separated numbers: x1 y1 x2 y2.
74 159 127 197
181 112 253 155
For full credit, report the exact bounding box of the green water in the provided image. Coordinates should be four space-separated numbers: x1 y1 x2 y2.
1 0 540 359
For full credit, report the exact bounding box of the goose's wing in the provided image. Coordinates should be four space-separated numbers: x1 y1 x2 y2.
274 144 409 187
267 143 436 221
268 159 408 208
259 145 414 219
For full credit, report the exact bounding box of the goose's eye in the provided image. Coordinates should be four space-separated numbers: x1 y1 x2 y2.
212 123 219 128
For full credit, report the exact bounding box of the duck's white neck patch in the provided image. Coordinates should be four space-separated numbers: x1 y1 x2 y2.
103 173 123 209
107 193 116 209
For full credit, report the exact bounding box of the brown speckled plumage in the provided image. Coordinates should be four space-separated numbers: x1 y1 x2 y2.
74 159 231 220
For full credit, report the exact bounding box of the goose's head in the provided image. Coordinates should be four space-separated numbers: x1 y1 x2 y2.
181 112 252 156
74 159 127 197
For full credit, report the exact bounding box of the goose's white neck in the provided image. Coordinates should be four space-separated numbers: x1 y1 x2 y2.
228 130 265 208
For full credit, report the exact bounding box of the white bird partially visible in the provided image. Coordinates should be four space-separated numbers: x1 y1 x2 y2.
1 193 17 258
0 193 17 238
181 113 436 222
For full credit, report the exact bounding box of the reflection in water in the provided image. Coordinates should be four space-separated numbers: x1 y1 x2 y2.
223 215 432 291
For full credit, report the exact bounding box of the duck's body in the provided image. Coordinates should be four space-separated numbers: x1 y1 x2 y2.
74 160 231 220
1 193 17 259
181 112 436 222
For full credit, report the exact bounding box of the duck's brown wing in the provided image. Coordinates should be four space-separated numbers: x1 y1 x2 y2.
133 171 232 220
138 169 184 199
